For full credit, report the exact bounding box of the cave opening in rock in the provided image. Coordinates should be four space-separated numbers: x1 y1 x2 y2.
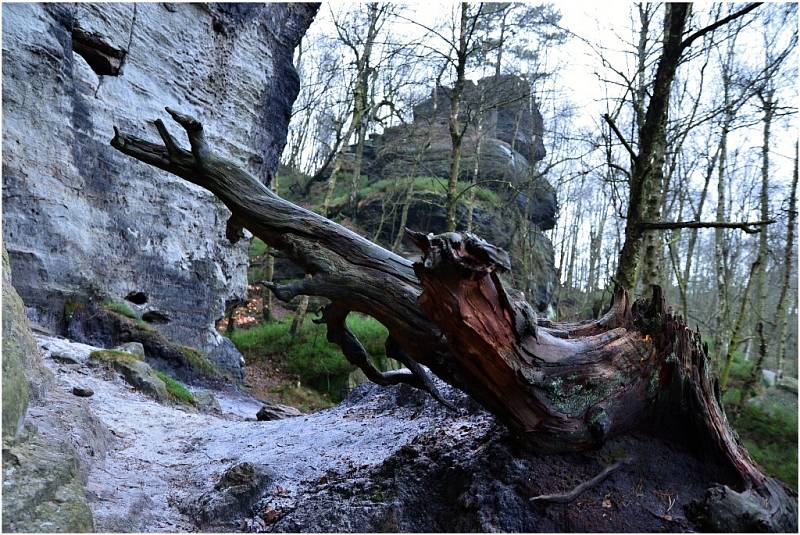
125 291 147 304
71 27 125 76
141 310 170 324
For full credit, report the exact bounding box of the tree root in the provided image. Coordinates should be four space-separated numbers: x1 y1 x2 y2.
530 457 635 504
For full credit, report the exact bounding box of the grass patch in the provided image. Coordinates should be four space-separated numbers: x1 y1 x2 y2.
229 313 388 401
153 369 195 405
267 382 335 413
102 300 139 320
249 237 268 259
732 401 798 490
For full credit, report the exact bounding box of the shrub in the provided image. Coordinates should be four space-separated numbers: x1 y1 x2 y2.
728 397 798 490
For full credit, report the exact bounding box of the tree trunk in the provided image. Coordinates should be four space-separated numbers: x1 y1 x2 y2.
111 107 797 532
774 142 798 378
614 4 689 292
445 2 470 233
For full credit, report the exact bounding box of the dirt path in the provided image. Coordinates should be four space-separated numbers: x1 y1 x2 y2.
35 335 467 532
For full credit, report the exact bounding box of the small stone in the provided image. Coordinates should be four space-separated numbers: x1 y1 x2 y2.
256 403 302 421
72 386 94 397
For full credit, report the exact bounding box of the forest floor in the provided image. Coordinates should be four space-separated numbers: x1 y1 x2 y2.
32 333 737 532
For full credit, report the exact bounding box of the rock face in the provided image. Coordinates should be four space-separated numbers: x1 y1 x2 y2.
330 75 558 311
2 249 107 532
1 3 317 377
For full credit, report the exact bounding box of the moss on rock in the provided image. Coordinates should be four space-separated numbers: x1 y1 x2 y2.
89 350 168 401
2 247 47 440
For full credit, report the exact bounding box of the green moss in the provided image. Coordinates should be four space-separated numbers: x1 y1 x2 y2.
89 349 143 365
101 300 139 320
647 371 660 397
64 298 82 319
134 321 156 333
153 370 195 405
543 374 620 417
178 345 219 376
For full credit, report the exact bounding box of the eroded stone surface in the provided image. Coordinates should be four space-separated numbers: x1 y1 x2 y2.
1 2 317 377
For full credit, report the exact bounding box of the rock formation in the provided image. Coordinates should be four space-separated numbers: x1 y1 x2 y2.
2 248 105 532
1 3 317 377
329 74 558 310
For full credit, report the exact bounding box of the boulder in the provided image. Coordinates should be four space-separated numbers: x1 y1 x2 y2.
113 341 145 359
1 3 317 379
72 386 94 398
2 248 105 532
193 390 222 413
256 402 303 421
88 349 168 402
187 462 275 528
39 336 97 365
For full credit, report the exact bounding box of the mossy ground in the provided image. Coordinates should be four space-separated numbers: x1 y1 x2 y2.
101 299 154 330
178 345 219 377
229 313 389 403
89 349 143 366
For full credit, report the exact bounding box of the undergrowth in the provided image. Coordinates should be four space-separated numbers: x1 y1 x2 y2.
229 313 388 400
721 350 798 490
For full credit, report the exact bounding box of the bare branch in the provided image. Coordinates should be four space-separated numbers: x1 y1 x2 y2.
602 113 638 163
679 3 762 52
640 219 776 234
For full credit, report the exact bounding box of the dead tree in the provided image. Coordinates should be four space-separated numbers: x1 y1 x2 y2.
111 108 796 531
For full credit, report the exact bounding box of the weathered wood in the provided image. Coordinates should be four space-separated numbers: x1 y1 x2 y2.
111 109 796 531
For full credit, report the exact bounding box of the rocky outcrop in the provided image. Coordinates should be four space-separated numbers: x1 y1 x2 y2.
326 75 558 311
1 3 317 377
2 248 45 439
2 248 108 532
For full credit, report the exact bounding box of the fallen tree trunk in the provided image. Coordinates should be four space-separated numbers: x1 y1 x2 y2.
111 109 796 531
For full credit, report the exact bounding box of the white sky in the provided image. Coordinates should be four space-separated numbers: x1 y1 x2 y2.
308 1 796 191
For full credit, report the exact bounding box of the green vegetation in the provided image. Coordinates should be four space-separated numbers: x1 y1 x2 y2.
248 238 269 284
721 350 798 490
267 382 335 413
89 349 143 366
327 176 500 210
101 299 139 320
736 402 797 490
229 313 389 400
249 237 269 259
178 345 219 377
153 370 195 405
101 299 155 330
64 298 82 319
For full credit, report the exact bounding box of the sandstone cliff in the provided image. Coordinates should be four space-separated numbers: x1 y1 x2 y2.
2 3 317 377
